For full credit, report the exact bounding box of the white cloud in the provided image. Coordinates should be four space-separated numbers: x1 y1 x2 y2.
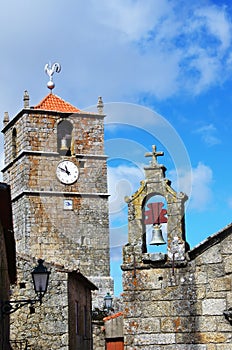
168 162 213 212
195 5 231 51
94 0 171 41
194 124 221 146
190 162 213 211
0 1 232 121
107 163 144 249
108 164 144 218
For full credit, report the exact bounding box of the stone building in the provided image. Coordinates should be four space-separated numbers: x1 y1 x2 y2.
122 145 232 349
0 183 16 350
2 78 113 349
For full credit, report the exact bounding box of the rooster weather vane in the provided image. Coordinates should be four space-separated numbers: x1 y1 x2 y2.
44 62 61 91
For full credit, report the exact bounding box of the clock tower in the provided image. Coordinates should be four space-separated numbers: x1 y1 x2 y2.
2 67 113 302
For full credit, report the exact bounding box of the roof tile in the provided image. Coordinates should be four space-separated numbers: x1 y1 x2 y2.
34 93 80 113
103 312 123 322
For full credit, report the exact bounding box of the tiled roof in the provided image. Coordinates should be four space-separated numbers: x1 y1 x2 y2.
103 312 123 322
34 93 80 113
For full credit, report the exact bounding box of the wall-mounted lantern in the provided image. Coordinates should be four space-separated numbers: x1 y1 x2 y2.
1 259 50 317
103 292 113 312
92 292 113 321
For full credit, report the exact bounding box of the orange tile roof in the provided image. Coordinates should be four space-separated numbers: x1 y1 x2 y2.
103 312 123 322
34 93 80 113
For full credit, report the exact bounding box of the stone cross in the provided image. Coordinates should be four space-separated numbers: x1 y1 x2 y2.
145 145 164 165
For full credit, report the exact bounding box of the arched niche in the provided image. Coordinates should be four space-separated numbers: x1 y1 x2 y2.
57 120 73 156
12 127 17 158
142 193 168 253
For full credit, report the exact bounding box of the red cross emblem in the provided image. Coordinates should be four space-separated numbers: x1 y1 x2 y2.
144 202 167 225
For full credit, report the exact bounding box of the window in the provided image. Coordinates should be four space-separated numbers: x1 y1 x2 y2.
84 305 87 337
75 301 79 335
142 194 167 252
12 128 17 158
57 120 73 156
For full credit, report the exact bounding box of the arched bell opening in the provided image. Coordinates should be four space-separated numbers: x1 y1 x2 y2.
142 193 168 253
57 120 73 156
12 127 17 158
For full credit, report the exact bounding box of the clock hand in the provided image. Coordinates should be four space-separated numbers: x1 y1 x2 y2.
65 165 71 175
58 166 67 173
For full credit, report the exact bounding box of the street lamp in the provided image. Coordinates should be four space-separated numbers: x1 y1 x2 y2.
1 259 50 317
92 292 113 321
103 292 113 312
31 259 50 303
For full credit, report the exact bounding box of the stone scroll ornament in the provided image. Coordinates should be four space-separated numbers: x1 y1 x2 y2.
44 62 61 90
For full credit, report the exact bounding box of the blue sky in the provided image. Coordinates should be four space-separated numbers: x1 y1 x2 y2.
1 0 232 296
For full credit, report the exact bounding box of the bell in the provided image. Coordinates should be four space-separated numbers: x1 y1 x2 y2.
60 137 68 151
150 224 166 245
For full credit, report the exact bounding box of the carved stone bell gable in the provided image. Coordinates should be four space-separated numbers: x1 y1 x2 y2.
123 145 189 267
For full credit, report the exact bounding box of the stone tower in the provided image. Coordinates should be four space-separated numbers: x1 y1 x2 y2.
2 86 113 301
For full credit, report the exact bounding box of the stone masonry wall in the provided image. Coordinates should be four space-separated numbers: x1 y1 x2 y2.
3 146 108 200
3 111 105 166
0 222 11 350
11 194 110 277
10 256 70 350
122 232 232 349
2 108 113 305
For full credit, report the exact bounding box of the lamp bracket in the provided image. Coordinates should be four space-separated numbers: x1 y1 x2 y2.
224 308 232 324
1 295 43 317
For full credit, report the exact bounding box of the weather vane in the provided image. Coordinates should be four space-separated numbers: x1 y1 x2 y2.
44 62 61 91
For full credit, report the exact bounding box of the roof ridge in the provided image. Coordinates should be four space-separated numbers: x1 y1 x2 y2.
103 312 123 322
34 93 80 113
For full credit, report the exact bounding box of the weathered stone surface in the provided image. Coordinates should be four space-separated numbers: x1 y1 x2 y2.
134 332 175 345
122 146 232 349
124 318 159 336
3 104 113 349
224 256 232 273
196 245 223 264
176 331 229 344
210 276 231 292
202 298 226 315
104 314 124 338
10 257 69 350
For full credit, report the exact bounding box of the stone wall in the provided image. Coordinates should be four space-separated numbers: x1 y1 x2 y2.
0 183 16 350
0 221 11 350
92 321 106 350
11 193 110 278
122 226 232 349
2 111 105 165
10 255 99 350
10 256 70 350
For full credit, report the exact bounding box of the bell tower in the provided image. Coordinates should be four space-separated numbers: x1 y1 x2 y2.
2 63 113 300
122 145 189 348
123 144 188 263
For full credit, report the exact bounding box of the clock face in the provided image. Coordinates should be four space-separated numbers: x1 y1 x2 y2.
56 160 79 184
